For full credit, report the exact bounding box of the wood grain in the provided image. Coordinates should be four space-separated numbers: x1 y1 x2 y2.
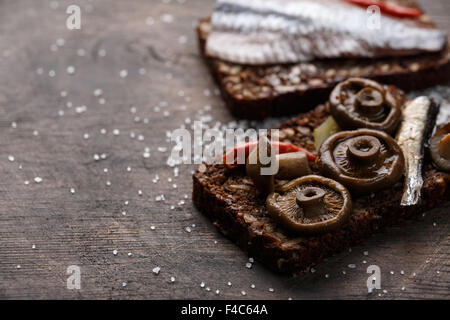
0 0 448 299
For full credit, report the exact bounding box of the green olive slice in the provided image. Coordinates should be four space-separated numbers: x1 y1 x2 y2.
317 129 405 194
266 175 352 235
329 78 403 134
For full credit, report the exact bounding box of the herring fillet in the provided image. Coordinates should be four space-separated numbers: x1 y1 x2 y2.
206 0 447 65
396 97 430 206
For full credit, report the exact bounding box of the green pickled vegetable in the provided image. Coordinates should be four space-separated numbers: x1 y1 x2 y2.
313 116 341 151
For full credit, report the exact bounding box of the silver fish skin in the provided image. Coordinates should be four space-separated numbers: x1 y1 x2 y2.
396 96 431 207
206 0 447 65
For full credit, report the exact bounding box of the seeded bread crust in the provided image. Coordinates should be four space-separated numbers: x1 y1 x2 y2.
192 105 450 274
197 0 450 119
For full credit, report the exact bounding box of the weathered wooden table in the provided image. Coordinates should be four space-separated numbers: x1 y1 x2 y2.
0 0 448 299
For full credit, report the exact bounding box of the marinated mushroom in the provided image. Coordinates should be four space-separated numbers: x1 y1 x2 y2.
318 129 405 194
430 123 450 172
266 175 352 235
275 152 312 180
246 136 276 196
246 137 312 196
329 78 402 134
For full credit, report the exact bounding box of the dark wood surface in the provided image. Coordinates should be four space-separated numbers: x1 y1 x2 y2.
0 0 448 300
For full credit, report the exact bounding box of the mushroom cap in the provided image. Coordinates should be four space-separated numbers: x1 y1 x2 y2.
246 136 275 196
430 123 450 172
317 129 405 194
266 175 352 235
329 78 402 134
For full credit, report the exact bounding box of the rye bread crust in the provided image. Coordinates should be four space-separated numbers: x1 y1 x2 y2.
192 105 450 274
197 0 450 119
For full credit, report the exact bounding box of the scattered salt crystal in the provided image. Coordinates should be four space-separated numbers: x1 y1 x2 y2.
269 288 274 292
348 264 356 269
119 70 128 78
227 282 232 286
66 66 75 74
245 263 252 269
122 282 127 287
200 282 205 288
34 177 42 183
8 155 14 162
185 226 192 233
241 291 246 296
93 88 103 97
70 188 75 194
113 249 118 255
150 225 156 230
152 267 160 275
170 276 175 283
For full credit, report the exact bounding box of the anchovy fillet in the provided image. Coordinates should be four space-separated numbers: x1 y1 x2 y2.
206 0 447 65
396 96 437 206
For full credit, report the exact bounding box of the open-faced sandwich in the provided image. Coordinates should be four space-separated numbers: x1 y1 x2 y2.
198 0 450 119
193 78 449 274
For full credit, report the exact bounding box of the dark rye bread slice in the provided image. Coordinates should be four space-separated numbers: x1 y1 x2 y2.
197 0 450 119
192 105 450 274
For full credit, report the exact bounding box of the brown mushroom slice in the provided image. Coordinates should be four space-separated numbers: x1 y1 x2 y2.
266 175 352 235
329 78 402 134
430 123 450 172
246 136 276 196
318 129 405 194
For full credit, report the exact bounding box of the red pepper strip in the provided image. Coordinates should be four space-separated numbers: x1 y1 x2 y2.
342 0 422 19
222 141 317 169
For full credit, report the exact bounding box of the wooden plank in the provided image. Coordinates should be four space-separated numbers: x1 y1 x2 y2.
0 0 448 299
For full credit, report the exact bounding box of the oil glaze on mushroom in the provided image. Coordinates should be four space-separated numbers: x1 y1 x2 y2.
266 175 352 235
318 129 405 194
329 78 403 135
430 123 450 172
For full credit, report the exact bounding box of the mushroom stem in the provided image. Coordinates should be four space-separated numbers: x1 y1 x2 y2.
296 187 327 219
275 152 311 180
355 87 384 116
347 135 381 162
438 133 450 160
